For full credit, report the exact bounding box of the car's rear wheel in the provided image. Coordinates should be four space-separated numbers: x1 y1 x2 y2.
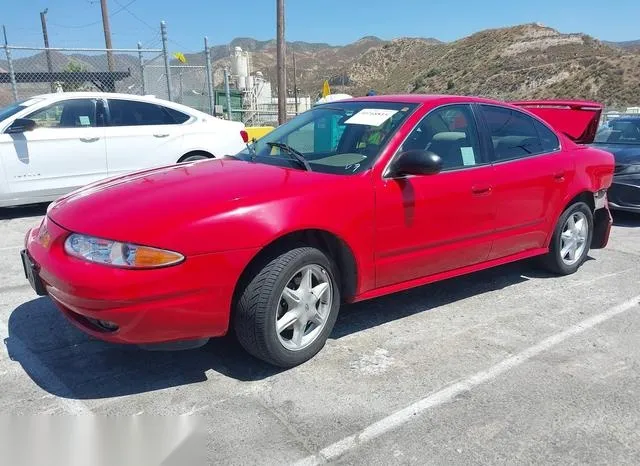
234 247 340 367
540 202 593 275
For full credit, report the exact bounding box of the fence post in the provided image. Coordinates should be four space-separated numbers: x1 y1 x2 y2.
137 42 146 95
2 26 18 101
204 36 215 116
223 67 232 121
160 21 172 101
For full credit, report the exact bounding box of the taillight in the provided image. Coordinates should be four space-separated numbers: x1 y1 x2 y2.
240 130 249 143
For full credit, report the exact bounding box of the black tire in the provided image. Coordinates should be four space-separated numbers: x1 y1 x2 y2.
234 247 341 368
540 202 593 275
178 153 210 163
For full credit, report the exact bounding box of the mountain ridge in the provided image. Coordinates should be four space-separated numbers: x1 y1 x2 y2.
1 25 639 107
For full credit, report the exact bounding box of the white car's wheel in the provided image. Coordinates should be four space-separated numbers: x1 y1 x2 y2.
179 153 210 163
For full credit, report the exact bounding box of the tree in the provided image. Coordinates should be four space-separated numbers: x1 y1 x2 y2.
61 60 88 92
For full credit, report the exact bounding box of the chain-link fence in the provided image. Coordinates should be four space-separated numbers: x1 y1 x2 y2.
1 25 227 120
1 24 314 125
0 45 164 107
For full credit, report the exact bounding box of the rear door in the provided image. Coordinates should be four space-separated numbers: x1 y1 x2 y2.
104 98 187 176
0 97 107 201
477 104 573 259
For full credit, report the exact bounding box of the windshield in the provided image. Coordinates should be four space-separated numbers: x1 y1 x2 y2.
594 119 640 145
0 98 44 123
233 101 418 174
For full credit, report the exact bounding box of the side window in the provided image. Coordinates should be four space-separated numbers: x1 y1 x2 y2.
107 99 182 126
27 99 97 128
534 119 560 153
400 104 482 170
163 106 190 124
481 105 549 161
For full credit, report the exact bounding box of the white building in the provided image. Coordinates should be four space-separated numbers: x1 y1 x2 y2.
230 47 311 125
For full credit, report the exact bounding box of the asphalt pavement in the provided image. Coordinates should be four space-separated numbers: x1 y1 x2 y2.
0 204 638 465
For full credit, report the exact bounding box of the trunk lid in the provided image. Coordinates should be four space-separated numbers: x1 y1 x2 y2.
510 100 603 145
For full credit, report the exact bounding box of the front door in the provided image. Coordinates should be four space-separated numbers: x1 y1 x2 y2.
0 98 107 202
374 104 497 288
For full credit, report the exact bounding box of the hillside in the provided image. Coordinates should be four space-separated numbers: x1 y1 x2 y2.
340 24 640 107
2 24 639 108
202 24 640 107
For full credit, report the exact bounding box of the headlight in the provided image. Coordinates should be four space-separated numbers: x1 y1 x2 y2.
64 234 184 269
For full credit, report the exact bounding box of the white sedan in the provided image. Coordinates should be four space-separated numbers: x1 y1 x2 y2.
0 92 247 208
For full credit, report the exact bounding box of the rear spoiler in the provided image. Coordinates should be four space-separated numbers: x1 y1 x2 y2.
510 100 603 145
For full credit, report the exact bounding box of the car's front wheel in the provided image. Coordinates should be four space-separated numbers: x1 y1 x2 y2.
234 247 341 367
540 201 593 275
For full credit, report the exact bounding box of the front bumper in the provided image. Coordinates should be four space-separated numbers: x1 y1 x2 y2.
24 218 259 346
608 176 640 213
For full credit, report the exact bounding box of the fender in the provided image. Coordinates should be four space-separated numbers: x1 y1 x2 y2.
543 144 614 248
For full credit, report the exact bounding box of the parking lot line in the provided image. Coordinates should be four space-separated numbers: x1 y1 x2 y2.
0 246 22 251
294 295 640 466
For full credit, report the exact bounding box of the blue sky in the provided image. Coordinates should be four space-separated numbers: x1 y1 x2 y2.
3 0 639 52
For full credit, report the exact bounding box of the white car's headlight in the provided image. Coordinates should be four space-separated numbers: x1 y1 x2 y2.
64 234 184 269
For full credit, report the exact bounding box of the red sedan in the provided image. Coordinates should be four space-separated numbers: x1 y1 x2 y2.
21 95 614 367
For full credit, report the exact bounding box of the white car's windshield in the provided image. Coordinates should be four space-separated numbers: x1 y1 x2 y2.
0 98 44 123
233 101 418 174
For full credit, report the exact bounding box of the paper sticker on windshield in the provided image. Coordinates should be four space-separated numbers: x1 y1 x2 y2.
79 116 91 126
345 109 398 127
461 147 476 166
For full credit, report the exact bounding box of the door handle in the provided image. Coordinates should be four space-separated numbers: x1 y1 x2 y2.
80 137 100 143
553 171 565 182
471 185 492 195
153 133 170 138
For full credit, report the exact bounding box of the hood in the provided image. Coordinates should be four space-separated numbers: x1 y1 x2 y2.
510 100 603 144
47 159 345 254
590 143 640 166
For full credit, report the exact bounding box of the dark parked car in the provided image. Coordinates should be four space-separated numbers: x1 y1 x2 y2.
592 116 640 213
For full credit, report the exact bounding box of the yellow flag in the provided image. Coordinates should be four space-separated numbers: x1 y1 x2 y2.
173 52 187 64
322 80 331 97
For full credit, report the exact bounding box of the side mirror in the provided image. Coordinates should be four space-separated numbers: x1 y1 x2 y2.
6 118 37 134
389 150 443 177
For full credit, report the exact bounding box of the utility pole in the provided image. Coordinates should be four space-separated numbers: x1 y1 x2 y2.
100 0 115 71
276 0 286 125
292 50 298 115
40 9 54 92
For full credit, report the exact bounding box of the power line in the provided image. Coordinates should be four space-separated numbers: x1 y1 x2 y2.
112 1 190 51
50 0 138 29
113 0 155 31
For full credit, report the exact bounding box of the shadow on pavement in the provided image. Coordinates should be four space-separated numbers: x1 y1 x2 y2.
5 260 560 399
0 203 49 220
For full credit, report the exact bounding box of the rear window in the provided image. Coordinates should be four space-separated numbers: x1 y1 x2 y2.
107 99 190 126
481 105 558 161
164 107 190 124
533 120 560 152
